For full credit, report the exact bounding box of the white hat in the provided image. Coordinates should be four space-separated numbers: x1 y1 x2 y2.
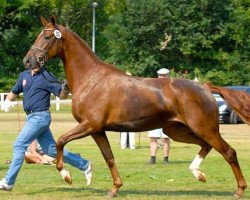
157 68 169 75
126 71 132 76
194 77 199 82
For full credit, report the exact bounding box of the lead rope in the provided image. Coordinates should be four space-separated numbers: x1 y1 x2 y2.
41 66 64 84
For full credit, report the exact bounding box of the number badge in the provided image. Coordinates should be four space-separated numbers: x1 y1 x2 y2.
54 30 62 39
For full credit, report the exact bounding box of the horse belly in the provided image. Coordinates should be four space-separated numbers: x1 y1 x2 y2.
105 87 177 132
105 111 175 132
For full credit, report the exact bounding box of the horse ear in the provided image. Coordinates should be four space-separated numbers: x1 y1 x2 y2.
41 16 50 27
50 16 57 26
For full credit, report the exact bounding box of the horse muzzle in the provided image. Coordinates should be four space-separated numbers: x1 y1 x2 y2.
23 54 39 70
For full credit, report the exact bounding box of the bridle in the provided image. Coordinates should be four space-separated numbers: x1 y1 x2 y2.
30 28 61 66
30 28 63 84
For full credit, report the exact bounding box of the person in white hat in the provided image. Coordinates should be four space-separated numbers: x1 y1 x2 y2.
148 68 170 165
157 68 170 77
120 71 136 150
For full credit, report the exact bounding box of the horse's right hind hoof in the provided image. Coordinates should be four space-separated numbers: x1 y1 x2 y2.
106 190 117 198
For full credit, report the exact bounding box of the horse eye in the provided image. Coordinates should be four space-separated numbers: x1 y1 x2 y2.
44 36 50 40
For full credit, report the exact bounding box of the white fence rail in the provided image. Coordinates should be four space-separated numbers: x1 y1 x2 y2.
0 92 72 111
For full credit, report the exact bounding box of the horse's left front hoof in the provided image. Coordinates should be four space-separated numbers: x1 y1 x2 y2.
106 190 117 198
60 169 72 185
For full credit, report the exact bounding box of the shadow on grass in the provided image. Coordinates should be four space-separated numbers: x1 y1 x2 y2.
137 145 192 150
119 189 233 197
34 186 233 198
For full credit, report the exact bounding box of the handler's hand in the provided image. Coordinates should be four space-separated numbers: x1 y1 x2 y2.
61 79 69 92
1 99 14 112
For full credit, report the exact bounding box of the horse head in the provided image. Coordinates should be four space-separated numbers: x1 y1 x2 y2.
23 16 62 69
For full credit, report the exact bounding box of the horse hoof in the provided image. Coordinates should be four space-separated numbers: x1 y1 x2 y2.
64 174 72 185
234 193 242 199
106 191 117 198
60 169 72 185
198 173 206 182
234 191 243 199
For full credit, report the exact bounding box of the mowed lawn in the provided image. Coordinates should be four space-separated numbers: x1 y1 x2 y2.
0 105 249 200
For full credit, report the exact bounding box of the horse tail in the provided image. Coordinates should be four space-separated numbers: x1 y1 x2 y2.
204 82 250 125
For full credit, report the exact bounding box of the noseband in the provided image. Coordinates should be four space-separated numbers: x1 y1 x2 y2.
31 28 61 66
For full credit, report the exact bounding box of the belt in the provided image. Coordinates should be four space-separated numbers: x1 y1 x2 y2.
25 109 49 115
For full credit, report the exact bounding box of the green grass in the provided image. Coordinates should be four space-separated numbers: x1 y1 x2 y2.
0 107 250 200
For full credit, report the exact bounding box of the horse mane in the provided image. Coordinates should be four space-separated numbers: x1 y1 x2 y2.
205 82 250 125
60 25 125 75
61 26 99 60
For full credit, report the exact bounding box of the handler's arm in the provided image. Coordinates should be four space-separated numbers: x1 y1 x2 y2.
5 92 18 101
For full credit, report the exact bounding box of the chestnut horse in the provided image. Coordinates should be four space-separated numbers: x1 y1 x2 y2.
23 16 247 198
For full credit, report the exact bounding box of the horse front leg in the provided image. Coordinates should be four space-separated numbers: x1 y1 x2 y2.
56 122 93 184
92 132 122 198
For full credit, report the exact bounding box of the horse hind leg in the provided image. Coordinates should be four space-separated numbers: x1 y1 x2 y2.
208 136 247 198
167 124 247 197
189 144 212 182
163 125 212 182
91 131 122 198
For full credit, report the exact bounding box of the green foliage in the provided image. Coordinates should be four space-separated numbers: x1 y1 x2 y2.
103 0 169 77
0 77 16 92
204 69 242 86
0 0 249 90
103 0 250 84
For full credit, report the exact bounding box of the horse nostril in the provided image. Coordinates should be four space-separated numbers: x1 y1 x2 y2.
23 57 30 65
38 57 44 63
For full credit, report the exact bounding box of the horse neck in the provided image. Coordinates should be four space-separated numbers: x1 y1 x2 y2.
59 27 100 92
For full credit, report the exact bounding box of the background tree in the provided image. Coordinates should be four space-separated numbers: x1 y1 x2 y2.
0 0 249 92
102 0 250 84
0 0 105 90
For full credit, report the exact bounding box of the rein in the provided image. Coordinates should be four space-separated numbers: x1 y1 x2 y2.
41 66 64 84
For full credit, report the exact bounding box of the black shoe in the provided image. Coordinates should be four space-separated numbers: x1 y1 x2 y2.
163 161 169 165
148 160 156 165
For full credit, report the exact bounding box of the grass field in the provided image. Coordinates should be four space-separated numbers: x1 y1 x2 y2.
0 106 249 200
